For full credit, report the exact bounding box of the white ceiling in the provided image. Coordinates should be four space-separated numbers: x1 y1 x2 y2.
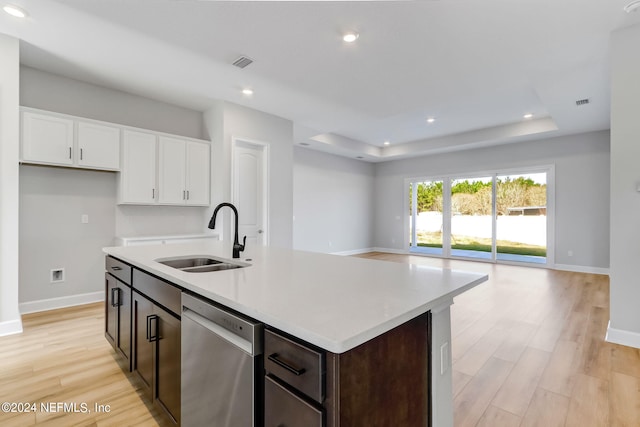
1 0 638 161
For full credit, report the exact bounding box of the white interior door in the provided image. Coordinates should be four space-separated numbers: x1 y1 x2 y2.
233 139 268 247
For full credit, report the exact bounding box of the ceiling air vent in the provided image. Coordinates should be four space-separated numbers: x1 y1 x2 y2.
575 98 590 106
232 56 254 69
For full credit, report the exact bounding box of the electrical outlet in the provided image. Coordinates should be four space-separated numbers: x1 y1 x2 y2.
51 268 65 283
81 214 89 224
568 250 573 257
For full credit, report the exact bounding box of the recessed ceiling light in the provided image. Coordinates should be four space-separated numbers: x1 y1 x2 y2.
3 4 27 18
343 32 359 43
242 88 253 96
523 113 533 119
383 141 390 146
624 0 640 13
426 117 435 124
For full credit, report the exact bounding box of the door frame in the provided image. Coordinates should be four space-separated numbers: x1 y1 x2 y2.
231 136 270 246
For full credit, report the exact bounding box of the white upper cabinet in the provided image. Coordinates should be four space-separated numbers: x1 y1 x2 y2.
21 108 120 171
185 140 210 206
158 136 210 206
21 111 74 166
119 130 157 205
158 136 187 205
21 107 211 207
77 121 120 170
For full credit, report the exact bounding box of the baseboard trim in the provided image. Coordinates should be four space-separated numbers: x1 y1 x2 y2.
372 247 407 255
606 321 640 349
0 318 23 337
331 248 375 256
19 291 104 315
554 264 609 275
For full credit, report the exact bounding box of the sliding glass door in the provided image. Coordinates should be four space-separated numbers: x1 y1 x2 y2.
495 173 547 264
408 169 549 265
409 180 444 255
450 176 494 260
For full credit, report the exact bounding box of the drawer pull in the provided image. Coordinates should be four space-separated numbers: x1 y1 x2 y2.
268 353 306 376
111 266 122 271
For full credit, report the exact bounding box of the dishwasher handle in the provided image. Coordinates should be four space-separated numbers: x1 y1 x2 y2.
183 307 254 355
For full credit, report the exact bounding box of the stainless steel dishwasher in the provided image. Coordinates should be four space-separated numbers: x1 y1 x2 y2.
181 293 264 427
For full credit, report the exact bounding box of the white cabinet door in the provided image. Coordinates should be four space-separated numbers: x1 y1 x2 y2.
158 136 187 204
21 111 74 166
119 130 157 204
77 121 120 170
185 141 210 206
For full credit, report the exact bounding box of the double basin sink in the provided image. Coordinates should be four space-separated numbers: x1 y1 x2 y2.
156 255 249 273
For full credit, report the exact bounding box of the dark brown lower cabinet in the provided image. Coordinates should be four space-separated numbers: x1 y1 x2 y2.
133 290 181 426
265 311 432 427
105 273 131 370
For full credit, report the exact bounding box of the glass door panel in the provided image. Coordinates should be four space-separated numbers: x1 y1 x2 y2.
496 173 547 264
409 180 444 255
450 176 494 260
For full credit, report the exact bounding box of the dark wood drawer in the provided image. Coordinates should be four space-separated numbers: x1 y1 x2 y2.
133 269 181 316
265 329 325 403
106 256 132 286
265 375 323 427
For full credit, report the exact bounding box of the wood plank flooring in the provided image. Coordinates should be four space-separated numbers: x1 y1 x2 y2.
0 303 168 426
1 253 637 426
355 252 639 427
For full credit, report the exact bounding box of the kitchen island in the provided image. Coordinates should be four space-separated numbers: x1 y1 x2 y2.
103 240 487 426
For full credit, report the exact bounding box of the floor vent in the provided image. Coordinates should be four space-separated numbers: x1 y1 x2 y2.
575 98 590 106
232 56 254 69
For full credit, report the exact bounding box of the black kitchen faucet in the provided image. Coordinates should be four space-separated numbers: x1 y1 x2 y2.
208 202 246 259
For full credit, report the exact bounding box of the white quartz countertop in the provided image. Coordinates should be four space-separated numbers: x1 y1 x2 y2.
103 241 488 353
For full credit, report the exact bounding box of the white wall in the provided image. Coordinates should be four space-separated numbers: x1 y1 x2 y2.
608 24 640 348
19 67 209 310
374 131 610 271
203 101 294 249
293 147 375 253
0 34 21 335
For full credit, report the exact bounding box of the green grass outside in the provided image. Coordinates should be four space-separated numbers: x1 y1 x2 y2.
415 232 547 257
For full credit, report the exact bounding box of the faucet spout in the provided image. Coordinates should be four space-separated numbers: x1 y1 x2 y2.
208 202 246 259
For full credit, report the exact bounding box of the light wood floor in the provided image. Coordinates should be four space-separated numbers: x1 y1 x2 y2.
1 254 638 426
0 303 168 427
355 253 640 427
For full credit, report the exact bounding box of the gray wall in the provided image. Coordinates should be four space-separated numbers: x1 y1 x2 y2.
19 67 209 307
204 101 294 249
609 24 640 344
19 166 116 303
374 131 610 270
293 147 375 253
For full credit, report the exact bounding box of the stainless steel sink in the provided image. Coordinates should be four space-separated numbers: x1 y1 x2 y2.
156 256 249 273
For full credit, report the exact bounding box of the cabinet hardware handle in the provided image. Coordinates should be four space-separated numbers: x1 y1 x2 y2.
111 266 122 271
186 190 189 200
268 353 306 376
110 287 118 307
152 188 155 199
183 190 186 200
68 147 72 159
147 314 159 342
80 148 83 160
